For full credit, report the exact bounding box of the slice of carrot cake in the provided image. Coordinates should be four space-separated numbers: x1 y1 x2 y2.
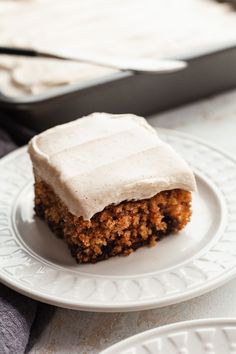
28 113 196 263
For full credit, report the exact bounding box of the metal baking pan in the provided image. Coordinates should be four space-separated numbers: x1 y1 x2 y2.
1 42 236 132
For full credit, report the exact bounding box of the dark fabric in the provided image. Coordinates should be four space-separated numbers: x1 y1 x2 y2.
0 285 37 354
0 113 35 146
0 117 53 354
0 126 16 158
25 303 55 353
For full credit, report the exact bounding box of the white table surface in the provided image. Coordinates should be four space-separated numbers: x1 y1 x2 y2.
30 89 236 354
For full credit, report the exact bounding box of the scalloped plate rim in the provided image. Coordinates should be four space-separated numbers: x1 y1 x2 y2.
100 317 236 353
0 128 236 312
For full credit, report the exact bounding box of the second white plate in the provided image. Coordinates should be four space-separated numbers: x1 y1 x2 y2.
0 128 236 311
100 318 236 354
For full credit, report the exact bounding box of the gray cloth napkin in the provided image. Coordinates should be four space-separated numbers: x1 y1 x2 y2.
0 126 16 158
0 285 37 354
0 121 55 354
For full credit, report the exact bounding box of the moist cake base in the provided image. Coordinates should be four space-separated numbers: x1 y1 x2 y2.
34 175 192 264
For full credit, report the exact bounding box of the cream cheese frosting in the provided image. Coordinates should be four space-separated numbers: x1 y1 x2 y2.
28 113 196 220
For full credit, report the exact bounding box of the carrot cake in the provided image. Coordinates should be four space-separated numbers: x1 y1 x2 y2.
28 113 196 263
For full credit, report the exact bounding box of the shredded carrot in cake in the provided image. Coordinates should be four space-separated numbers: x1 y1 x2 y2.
34 175 192 264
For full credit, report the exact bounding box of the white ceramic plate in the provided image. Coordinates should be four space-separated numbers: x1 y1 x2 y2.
0 128 236 312
100 318 236 354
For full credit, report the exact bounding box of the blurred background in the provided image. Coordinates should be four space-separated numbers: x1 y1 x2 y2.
1 2 236 353
1 0 236 139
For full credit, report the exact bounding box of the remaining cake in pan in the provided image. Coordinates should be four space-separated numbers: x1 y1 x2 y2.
28 113 196 263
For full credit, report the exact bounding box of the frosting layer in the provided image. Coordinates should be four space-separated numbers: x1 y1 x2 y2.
28 113 196 219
